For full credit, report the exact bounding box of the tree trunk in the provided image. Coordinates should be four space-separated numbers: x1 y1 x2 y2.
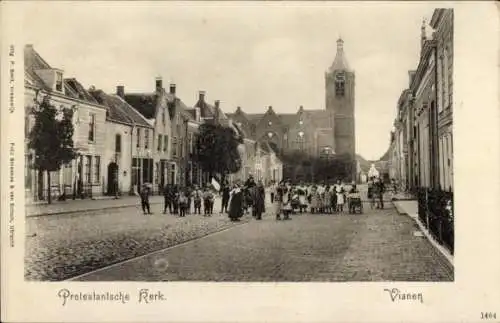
47 170 52 204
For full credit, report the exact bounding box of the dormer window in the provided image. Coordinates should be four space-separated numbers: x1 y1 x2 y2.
56 72 63 92
268 121 272 126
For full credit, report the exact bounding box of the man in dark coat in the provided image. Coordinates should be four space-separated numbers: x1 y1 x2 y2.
140 184 152 215
253 180 266 220
376 179 385 209
163 184 173 214
220 181 230 214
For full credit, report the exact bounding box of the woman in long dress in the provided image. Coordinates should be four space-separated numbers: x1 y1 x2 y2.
228 183 244 221
323 185 332 214
336 185 345 213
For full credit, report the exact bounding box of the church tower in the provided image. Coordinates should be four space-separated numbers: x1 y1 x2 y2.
325 38 356 179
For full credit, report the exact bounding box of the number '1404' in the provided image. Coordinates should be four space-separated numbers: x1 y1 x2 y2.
481 312 496 320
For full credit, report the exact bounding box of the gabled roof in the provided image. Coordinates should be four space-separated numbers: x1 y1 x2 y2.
123 93 158 119
64 78 99 104
24 45 100 106
90 90 152 128
24 45 51 90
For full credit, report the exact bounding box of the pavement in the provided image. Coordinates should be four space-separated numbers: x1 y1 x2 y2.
25 195 166 217
392 199 454 266
25 197 267 281
71 204 454 282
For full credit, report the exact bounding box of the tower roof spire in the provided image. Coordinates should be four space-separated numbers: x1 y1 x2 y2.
329 37 352 72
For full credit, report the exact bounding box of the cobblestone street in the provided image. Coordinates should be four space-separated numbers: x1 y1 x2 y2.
71 204 453 282
25 200 244 281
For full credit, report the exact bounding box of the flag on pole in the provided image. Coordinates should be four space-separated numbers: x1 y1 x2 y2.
211 178 221 191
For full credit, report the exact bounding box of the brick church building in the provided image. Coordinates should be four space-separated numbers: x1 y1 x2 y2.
228 38 356 180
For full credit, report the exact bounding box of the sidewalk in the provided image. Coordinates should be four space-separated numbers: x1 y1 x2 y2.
27 195 225 217
26 195 164 217
392 199 454 266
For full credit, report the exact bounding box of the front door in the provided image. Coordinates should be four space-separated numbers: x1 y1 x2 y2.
107 162 119 195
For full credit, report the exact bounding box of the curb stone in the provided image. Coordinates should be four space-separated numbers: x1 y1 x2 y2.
392 201 454 267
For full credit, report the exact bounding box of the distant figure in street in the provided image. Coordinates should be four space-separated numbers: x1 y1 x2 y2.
163 184 173 214
192 185 202 214
336 184 345 213
228 182 244 221
203 187 215 216
185 186 193 214
220 181 230 214
140 184 152 215
178 190 188 217
172 185 179 214
253 180 266 220
376 178 385 209
270 180 277 204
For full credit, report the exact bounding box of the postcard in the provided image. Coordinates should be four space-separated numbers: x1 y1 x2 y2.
1 1 499 322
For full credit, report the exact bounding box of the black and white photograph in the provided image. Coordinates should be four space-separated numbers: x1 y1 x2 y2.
1 1 499 322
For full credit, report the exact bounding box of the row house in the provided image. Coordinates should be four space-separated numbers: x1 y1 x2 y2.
123 78 193 192
24 45 107 202
88 89 153 196
390 8 454 193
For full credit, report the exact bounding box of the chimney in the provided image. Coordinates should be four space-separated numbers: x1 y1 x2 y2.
215 100 220 109
199 91 206 102
116 85 125 98
169 83 176 95
155 77 163 91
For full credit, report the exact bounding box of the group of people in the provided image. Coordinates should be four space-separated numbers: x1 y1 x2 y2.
367 177 386 209
269 180 362 219
139 183 218 216
138 175 387 221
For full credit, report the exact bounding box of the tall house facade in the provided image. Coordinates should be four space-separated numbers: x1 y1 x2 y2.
325 38 356 174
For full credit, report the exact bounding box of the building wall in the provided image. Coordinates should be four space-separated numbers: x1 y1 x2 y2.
24 86 107 202
254 109 286 151
434 9 454 192
103 121 132 194
287 113 315 155
150 91 173 192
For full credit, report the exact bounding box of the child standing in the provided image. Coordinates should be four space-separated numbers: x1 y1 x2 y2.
336 186 345 213
178 190 188 217
192 185 202 214
203 188 214 216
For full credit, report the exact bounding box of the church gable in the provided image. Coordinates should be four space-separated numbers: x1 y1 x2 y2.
255 106 285 138
230 107 255 139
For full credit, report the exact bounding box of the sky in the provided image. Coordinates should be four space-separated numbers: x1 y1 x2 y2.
16 1 438 160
